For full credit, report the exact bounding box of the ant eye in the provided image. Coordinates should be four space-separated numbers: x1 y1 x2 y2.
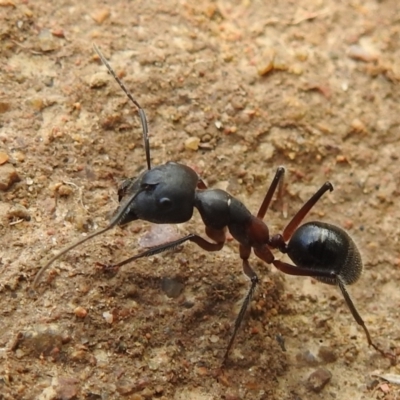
159 197 172 208
142 183 155 191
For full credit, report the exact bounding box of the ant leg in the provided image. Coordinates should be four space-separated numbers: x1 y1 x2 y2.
197 179 207 189
272 259 336 279
257 167 285 219
273 260 395 360
282 182 333 241
223 244 259 365
337 279 395 360
105 227 227 270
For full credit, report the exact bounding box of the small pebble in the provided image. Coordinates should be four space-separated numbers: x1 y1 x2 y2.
257 49 275 76
0 152 9 165
318 346 337 363
0 0 16 7
103 311 113 324
161 277 184 299
7 204 30 221
37 29 60 52
307 368 332 393
26 97 45 111
88 72 109 88
55 377 79 400
215 120 223 130
195 366 209 376
295 349 318 366
57 184 73 197
90 8 110 24
351 118 367 133
74 306 87 318
0 163 20 190
116 380 136 395
0 101 10 113
348 45 378 62
209 335 219 343
19 329 64 357
185 136 200 151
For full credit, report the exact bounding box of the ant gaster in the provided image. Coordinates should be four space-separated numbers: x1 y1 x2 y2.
34 44 389 364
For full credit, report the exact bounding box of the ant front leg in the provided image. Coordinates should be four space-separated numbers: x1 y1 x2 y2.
102 226 227 271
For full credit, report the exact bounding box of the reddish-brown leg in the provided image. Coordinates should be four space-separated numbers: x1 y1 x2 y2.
257 167 285 219
106 226 227 270
282 182 333 241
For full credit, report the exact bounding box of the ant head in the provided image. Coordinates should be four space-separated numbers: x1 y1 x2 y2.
116 162 199 225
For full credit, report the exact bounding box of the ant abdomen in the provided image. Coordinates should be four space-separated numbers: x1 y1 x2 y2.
286 221 363 286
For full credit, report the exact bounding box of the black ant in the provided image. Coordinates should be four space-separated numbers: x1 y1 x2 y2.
34 44 391 364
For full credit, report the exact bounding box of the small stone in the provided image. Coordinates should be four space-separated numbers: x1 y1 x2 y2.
161 277 184 299
55 377 79 400
307 368 332 393
20 329 63 358
130 395 144 400
74 306 87 318
348 44 378 62
57 184 73 197
195 366 209 376
88 72 109 88
90 8 110 24
318 346 337 363
257 49 276 76
209 335 219 343
0 0 16 7
7 204 30 222
26 97 45 111
215 120 223 130
184 136 200 151
0 102 10 113
37 29 60 52
0 163 20 190
0 152 9 165
295 349 318 366
116 380 136 395
103 311 114 324
13 151 25 162
351 118 367 133
148 350 170 371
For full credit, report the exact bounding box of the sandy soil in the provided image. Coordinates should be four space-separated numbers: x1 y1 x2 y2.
1 0 400 399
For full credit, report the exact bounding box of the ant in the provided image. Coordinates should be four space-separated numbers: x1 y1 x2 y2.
34 44 391 365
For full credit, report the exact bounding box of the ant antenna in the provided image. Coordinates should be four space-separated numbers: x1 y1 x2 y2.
33 45 153 288
93 44 151 170
33 187 144 288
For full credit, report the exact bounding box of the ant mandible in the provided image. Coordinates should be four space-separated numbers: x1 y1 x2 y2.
34 44 389 365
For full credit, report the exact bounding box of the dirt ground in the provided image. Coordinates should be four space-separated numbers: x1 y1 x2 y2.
1 0 400 399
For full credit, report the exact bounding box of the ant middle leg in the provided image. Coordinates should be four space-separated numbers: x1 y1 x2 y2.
223 244 260 365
